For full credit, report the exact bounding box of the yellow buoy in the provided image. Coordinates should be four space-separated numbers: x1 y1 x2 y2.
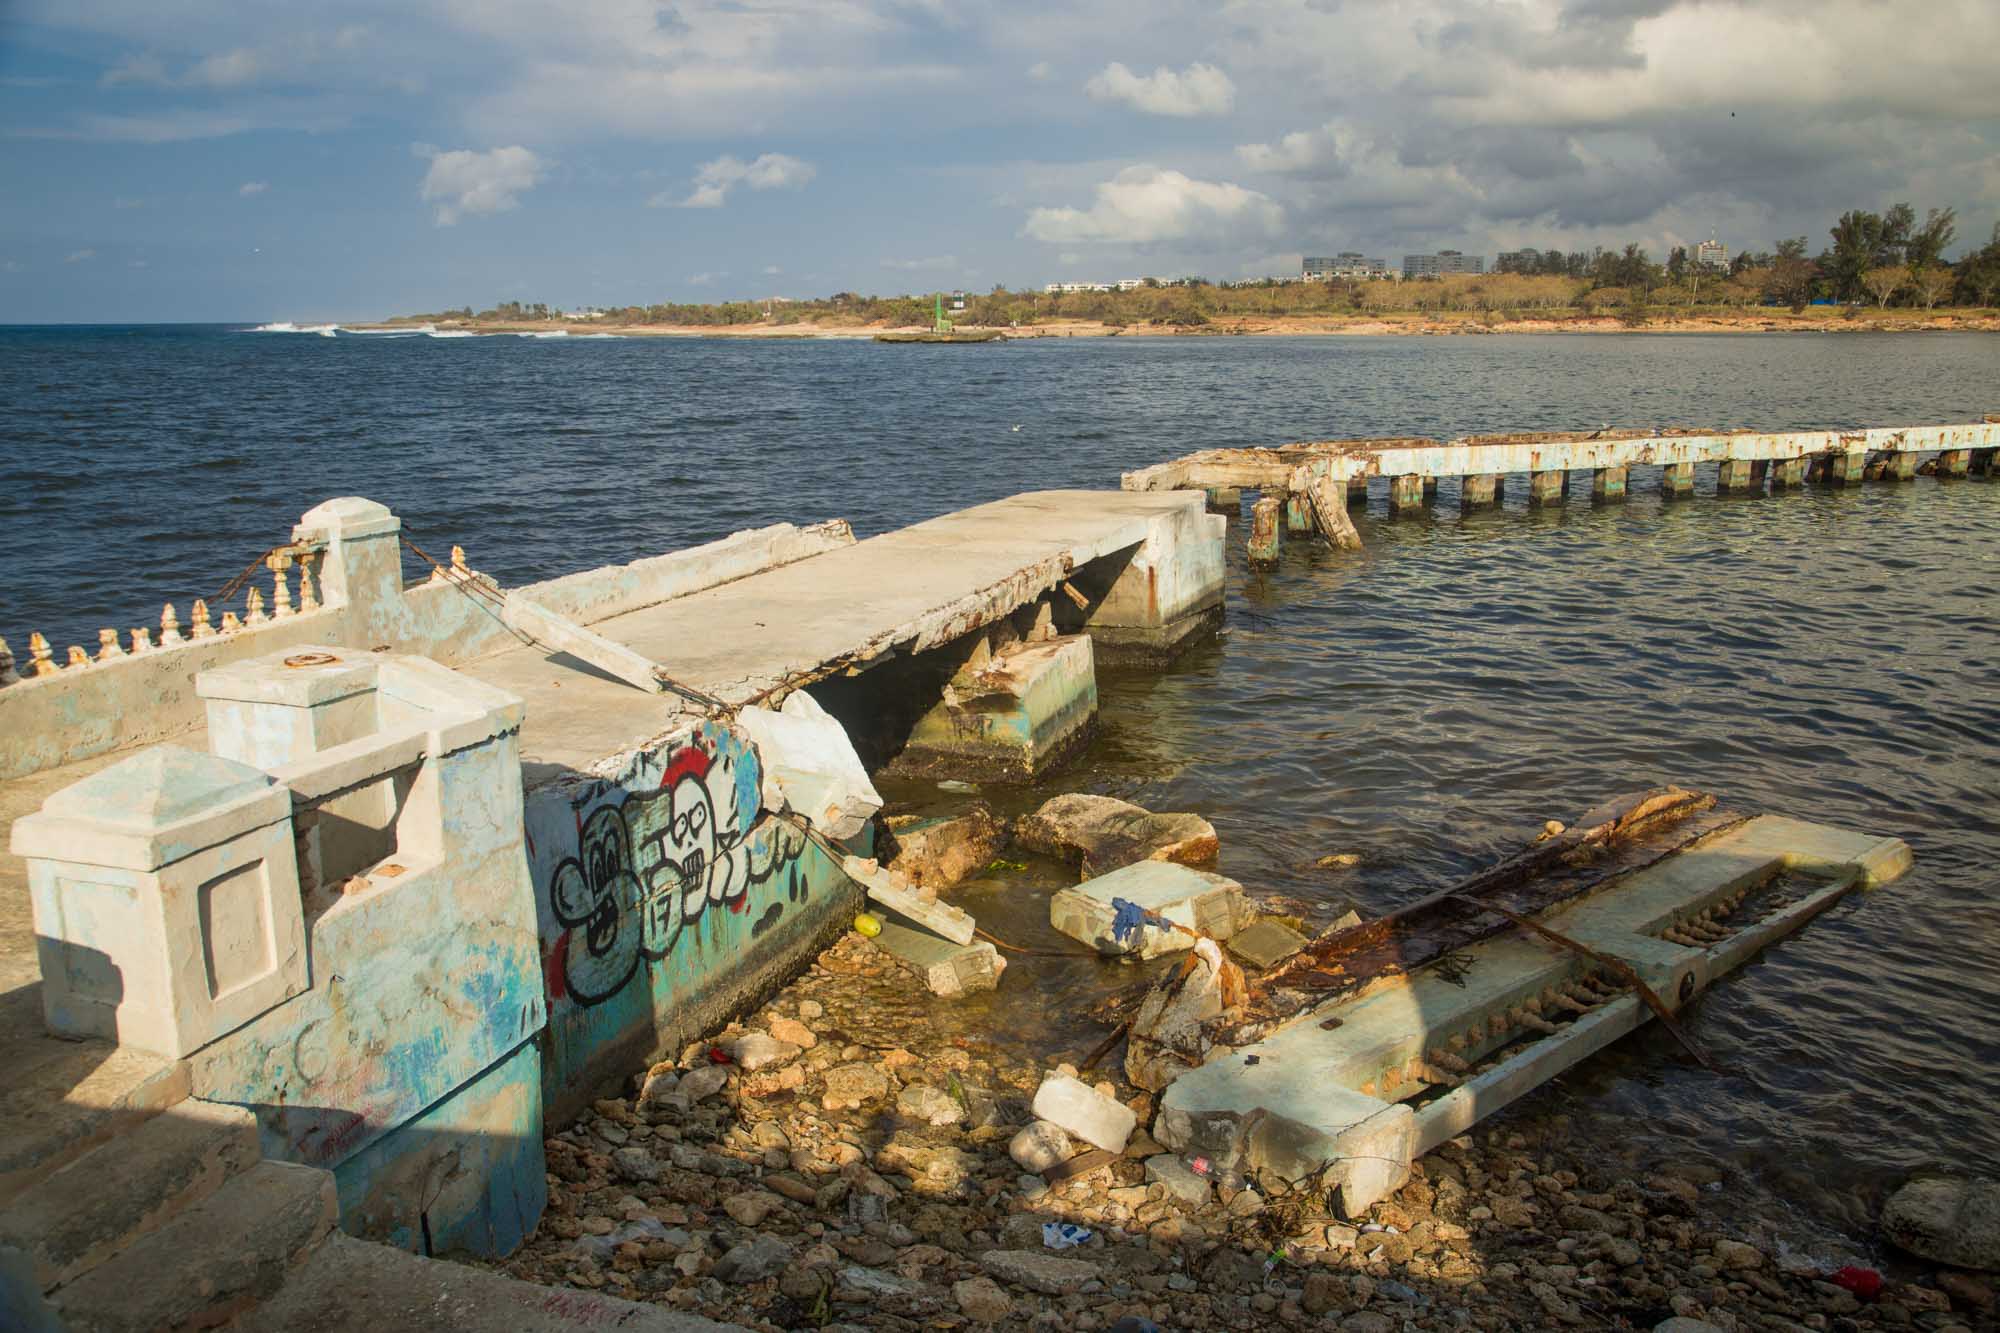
852 912 882 938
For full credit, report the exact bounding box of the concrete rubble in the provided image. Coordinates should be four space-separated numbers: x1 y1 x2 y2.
1124 938 1245 1093
880 803 1007 892
888 634 1098 784
1015 792 1220 879
1031 1075 1137 1154
478 927 1987 1333
1049 861 1253 960
735 690 883 840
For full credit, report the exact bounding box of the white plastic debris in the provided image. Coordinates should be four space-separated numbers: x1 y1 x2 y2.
1031 1074 1136 1154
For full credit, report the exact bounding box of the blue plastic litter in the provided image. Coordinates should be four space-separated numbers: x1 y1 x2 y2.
1110 897 1156 944
1042 1221 1093 1250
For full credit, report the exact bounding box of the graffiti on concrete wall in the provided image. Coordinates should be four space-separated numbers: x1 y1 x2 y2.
541 722 809 1007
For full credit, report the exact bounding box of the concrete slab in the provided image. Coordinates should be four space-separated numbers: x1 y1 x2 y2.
1050 861 1250 959
872 921 1004 998
455 490 1217 785
888 634 1097 783
846 856 976 946
1226 917 1309 970
1154 813 1911 1216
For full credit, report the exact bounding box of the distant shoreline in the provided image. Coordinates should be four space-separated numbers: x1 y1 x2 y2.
353 309 2000 340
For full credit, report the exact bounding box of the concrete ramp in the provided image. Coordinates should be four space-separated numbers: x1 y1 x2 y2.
459 490 1223 781
1154 813 1911 1216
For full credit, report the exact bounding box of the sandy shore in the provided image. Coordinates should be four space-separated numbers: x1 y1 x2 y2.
356 310 2000 342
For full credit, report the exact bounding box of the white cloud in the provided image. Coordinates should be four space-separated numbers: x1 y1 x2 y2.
688 271 725 286
129 259 149 268
1027 61 1054 81
112 196 145 210
763 264 781 275
2 260 21 273
1024 166 1283 246
415 144 546 226
65 249 97 263
14 111 253 143
881 255 957 270
238 181 268 197
655 152 816 208
1085 61 1234 117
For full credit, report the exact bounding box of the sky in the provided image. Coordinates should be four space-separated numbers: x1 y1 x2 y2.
3 0 1998 322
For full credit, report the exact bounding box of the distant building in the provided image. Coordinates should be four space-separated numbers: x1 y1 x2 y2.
1304 253 1393 281
949 290 967 311
1495 249 1543 273
1694 235 1729 272
1116 278 1145 291
1403 250 1485 278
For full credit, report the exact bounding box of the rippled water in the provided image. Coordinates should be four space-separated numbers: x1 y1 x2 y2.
4 324 1997 1259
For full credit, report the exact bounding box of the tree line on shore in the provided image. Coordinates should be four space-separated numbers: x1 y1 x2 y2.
414 204 2000 329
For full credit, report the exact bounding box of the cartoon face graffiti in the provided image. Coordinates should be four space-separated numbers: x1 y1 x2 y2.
549 805 641 1005
543 725 809 1008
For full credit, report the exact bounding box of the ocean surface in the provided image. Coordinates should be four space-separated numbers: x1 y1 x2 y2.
4 323 1998 1264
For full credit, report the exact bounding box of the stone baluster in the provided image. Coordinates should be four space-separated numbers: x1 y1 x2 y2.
245 587 267 626
190 600 215 638
28 633 57 677
160 603 185 646
96 629 125 661
0 636 19 686
66 645 91 668
297 552 320 612
269 550 294 618
130 627 153 655
221 611 243 634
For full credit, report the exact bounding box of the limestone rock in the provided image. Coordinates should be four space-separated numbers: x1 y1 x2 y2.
979 1248 1100 1295
1654 1321 1729 1333
1302 1271 1346 1315
897 1083 965 1126
680 1064 729 1102
713 1234 795 1283
1711 1238 1764 1271
822 1063 889 1110
1015 793 1219 879
953 1275 1014 1323
883 804 1007 891
722 1191 784 1227
767 1016 817 1049
610 1146 664 1183
1008 1121 1074 1174
1881 1176 2000 1271
733 1032 802 1071
1144 1153 1211 1207
1031 1074 1135 1153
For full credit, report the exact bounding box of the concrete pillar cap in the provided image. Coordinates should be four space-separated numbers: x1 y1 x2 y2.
12 744 288 870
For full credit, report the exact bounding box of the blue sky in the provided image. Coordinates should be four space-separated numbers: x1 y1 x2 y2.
4 0 1997 322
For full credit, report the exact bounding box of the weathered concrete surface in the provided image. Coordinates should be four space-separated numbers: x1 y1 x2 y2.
734 689 882 839
845 854 976 945
235 1232 750 1332
0 1098 259 1290
1050 861 1251 959
872 921 1006 998
1015 792 1219 879
49 1160 338 1333
1153 813 1912 1216
886 634 1097 783
458 491 1222 784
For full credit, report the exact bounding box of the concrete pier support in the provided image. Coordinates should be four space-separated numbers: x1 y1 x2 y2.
1388 474 1426 514
890 634 1097 782
1460 474 1499 506
1529 470 1566 505
1773 458 1806 489
1247 495 1282 567
1662 462 1695 497
1284 489 1313 534
1749 459 1770 488
1204 487 1241 516
1973 448 1998 477
1827 451 1868 485
1884 452 1918 482
1592 467 1627 502
1717 459 1758 494
1938 449 1971 478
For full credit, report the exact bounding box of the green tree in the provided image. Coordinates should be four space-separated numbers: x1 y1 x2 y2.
1765 237 1818 311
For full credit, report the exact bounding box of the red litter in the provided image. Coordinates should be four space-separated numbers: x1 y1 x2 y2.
706 1046 733 1065
1829 1266 1882 1301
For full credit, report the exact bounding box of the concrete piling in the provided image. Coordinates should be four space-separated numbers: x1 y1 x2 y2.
1662 462 1695 497
1885 452 1918 482
1284 489 1313 534
1592 467 1627 502
1773 457 1805 489
1460 474 1499 506
1973 449 1998 477
1717 459 1758 494
1204 487 1241 516
1247 495 1282 567
1828 451 1868 485
1938 449 1971 478
1529 470 1565 505
1389 474 1425 514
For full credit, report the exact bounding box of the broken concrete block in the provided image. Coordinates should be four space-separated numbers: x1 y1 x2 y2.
882 803 1007 892
887 635 1097 783
1125 937 1242 1092
1144 1153 1211 1207
1007 1120 1074 1173
843 854 975 945
873 921 1005 998
1050 860 1251 960
1031 1074 1135 1153
1226 917 1310 970
1015 792 1218 879
736 690 882 840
